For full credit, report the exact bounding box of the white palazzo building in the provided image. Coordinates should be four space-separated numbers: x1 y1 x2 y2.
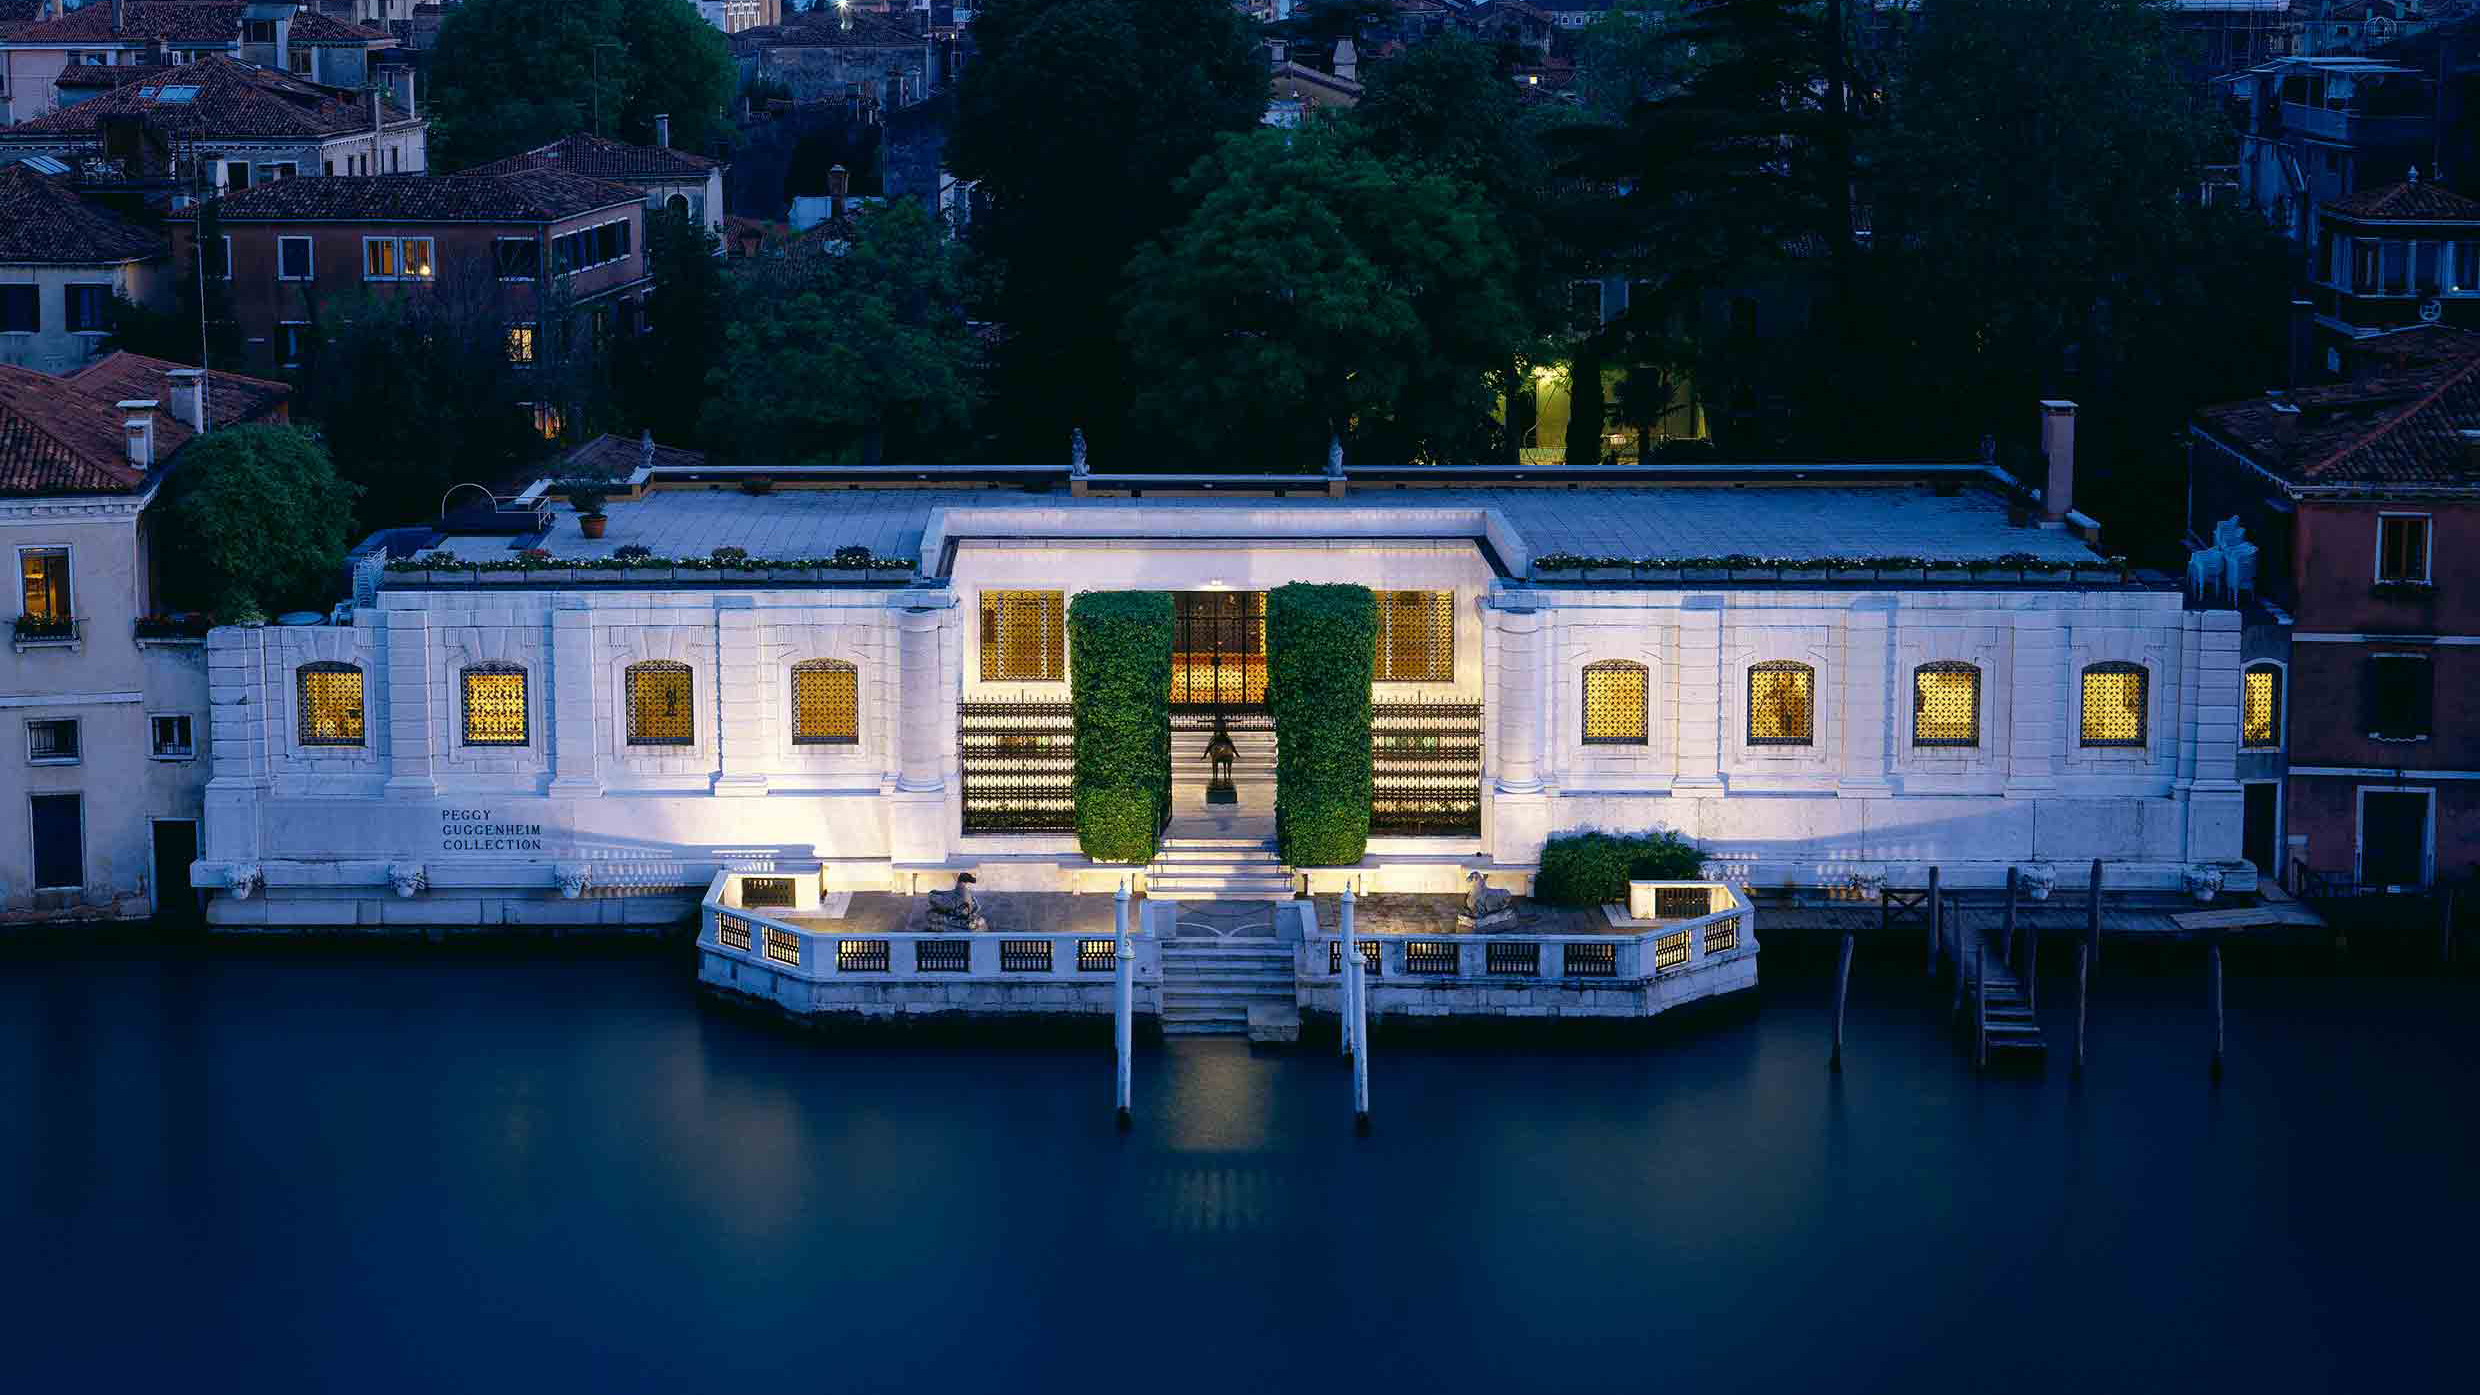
193 426 2253 930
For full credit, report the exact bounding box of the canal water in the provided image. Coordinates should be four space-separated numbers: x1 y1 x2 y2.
2 944 2468 1392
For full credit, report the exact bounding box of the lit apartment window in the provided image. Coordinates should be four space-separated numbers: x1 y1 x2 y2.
151 713 196 759
26 718 79 764
19 546 71 622
791 660 859 745
626 661 694 745
2377 515 2430 582
978 590 1064 681
296 662 365 746
1748 661 1815 746
2241 664 2282 750
1581 660 1647 745
461 663 528 746
1913 662 1981 747
2079 662 2147 747
2367 655 2432 741
505 323 536 365
363 236 434 281
1374 590 1453 682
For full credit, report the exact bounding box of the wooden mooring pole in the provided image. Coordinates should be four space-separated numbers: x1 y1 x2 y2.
1972 942 1987 1070
2086 858 2104 968
1949 894 1966 1021
1344 884 1369 1131
2073 942 2089 1076
2003 866 2019 975
1114 881 1133 1129
1925 867 1941 977
2440 889 2458 968
2209 937 2226 1085
1831 931 1854 1073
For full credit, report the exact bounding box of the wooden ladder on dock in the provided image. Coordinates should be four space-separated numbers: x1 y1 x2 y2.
1938 900 2048 1068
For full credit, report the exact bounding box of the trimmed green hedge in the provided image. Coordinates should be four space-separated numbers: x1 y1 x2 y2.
1069 591 1173 863
1268 582 1376 867
1535 829 1704 907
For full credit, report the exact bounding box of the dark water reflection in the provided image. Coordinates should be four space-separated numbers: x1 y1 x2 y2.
3 949 2468 1391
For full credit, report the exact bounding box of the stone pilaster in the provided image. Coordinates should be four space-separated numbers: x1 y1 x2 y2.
1840 600 1895 793
1487 599 1549 866
886 600 953 867
546 603 600 797
1672 596 1725 792
2185 609 2245 862
202 626 269 863
712 599 768 797
2004 610 2060 798
381 608 435 798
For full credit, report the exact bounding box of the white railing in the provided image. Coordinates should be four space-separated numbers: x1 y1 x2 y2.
1298 880 1756 988
699 870 1161 984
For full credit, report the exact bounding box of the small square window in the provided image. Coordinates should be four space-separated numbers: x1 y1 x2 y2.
20 546 71 623
2377 516 2430 583
64 283 110 333
0 285 37 334
278 322 309 366
27 718 79 763
278 236 313 280
401 237 434 280
365 238 398 279
151 714 195 759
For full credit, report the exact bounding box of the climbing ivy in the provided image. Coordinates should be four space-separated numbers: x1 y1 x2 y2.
1267 582 1376 867
1068 591 1173 864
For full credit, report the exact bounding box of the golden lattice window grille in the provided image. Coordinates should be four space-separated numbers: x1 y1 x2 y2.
296 662 365 746
1374 590 1453 682
1747 661 1814 745
1582 660 1648 744
979 590 1064 682
1912 662 1980 747
791 659 859 745
2242 664 2281 749
2080 662 2147 747
461 663 528 746
626 660 694 746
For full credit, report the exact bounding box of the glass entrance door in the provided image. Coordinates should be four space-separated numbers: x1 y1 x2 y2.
1171 592 1267 714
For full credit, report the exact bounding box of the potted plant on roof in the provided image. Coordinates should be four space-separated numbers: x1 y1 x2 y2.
1725 553 1777 582
564 480 609 539
1969 555 2021 584
712 546 768 582
1680 556 1730 583
2071 554 2124 585
1530 552 1587 582
819 545 877 582
1633 556 1684 582
1583 555 1635 582
615 544 670 583
520 547 571 584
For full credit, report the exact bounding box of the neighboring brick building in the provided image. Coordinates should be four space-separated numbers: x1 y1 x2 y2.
166 170 653 375
2192 325 2480 893
0 163 167 373
0 54 424 190
459 129 726 238
733 10 935 112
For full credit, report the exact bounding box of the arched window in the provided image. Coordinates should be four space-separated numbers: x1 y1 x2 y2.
665 193 690 219
2242 662 2283 750
1912 662 1981 747
296 662 365 746
1581 660 1648 745
790 659 859 745
2080 662 2148 747
1748 661 1815 746
461 662 528 746
626 660 693 746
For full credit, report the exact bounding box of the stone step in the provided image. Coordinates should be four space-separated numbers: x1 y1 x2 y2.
1149 880 1297 898
1159 837 1280 851
1150 846 1281 864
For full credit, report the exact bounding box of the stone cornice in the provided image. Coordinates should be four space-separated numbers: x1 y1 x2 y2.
0 492 151 521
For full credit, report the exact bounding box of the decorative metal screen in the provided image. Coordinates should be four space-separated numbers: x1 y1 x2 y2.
916 940 970 973
1912 662 1980 747
741 877 796 908
960 702 1075 832
1077 939 1116 973
763 926 802 967
1561 941 1617 977
979 590 1065 682
1370 703 1482 836
1404 940 1459 975
1329 940 1382 977
1373 590 1454 682
1653 931 1691 970
837 939 890 972
1653 885 1712 918
626 661 694 746
2242 664 2281 748
1485 941 1540 976
1582 660 1648 744
296 663 365 746
1000 939 1053 973
715 912 753 951
1747 662 1814 746
1702 915 1740 956
461 663 528 746
2080 662 2147 747
791 660 859 745
1170 591 1268 711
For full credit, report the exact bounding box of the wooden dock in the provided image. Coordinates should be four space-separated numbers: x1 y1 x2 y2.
1937 899 2048 1067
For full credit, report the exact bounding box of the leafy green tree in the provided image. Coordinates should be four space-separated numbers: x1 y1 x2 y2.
1577 0 1695 119
429 0 733 169
110 200 243 367
1119 127 1523 467
950 0 1262 459
155 426 359 622
615 210 727 447
701 199 976 467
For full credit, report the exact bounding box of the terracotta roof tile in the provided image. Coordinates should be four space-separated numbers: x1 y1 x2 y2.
564 432 705 480
0 166 165 264
2324 181 2480 222
0 352 288 496
2193 326 2480 490
1 1 246 43
459 131 717 181
0 56 414 142
180 170 643 224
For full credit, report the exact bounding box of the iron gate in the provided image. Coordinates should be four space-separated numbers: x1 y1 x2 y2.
1170 591 1268 714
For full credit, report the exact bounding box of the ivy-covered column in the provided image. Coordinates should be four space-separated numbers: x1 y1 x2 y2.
1068 592 1172 864
1268 582 1376 867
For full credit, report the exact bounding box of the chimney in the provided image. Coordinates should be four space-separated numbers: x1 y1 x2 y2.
383 66 416 120
120 400 158 469
2038 399 2077 522
2287 298 2315 390
111 0 125 36
1332 38 1358 83
2271 401 2302 450
167 367 205 434
653 112 671 149
828 163 849 220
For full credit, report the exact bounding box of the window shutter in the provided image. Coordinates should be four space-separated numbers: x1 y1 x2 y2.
2361 656 2380 736
2410 658 2434 738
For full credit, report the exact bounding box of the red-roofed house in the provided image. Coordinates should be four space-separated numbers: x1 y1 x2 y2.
2191 325 2480 894
0 164 169 372
0 2 397 124
458 129 726 237
0 348 289 920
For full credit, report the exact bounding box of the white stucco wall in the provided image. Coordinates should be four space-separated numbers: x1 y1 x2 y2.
0 259 165 374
